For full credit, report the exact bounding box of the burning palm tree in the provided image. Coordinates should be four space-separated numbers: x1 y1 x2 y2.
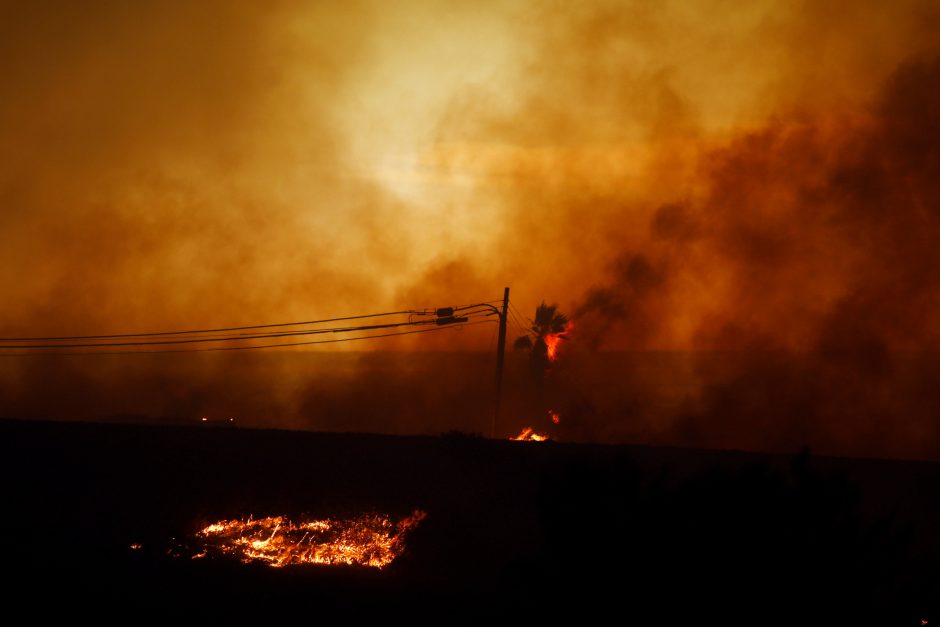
512 302 571 437
514 302 571 370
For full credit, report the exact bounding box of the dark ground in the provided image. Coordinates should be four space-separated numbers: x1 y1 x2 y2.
1 418 938 623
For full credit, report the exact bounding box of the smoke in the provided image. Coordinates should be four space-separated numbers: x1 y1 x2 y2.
0 0 503 341
434 0 940 458
2 1 940 459
573 53 940 353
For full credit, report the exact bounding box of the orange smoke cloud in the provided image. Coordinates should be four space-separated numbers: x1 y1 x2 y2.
2 1 940 459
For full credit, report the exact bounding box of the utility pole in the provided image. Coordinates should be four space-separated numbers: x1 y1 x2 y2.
492 286 510 438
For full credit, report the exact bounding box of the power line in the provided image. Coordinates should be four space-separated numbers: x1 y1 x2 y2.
508 301 526 323
0 319 432 350
0 311 497 351
0 300 504 342
453 302 501 314
508 309 526 333
0 319 498 356
508 301 530 336
0 294 507 358
0 310 424 342
486 312 500 351
0 306 499 350
89 306 502 345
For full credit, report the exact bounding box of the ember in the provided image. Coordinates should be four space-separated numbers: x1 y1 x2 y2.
182 509 426 568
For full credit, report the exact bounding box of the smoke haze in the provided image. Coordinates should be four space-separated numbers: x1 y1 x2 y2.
2 0 939 459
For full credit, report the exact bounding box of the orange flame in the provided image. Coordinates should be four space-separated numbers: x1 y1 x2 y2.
549 410 560 424
544 322 573 362
511 427 550 441
182 510 426 568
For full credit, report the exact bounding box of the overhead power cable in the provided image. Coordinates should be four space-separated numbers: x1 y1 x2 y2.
0 319 497 356
507 302 530 336
0 310 496 350
0 300 504 342
0 309 426 342
0 294 506 357
0 320 428 350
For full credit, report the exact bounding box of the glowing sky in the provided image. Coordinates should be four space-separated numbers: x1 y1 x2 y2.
1 0 936 351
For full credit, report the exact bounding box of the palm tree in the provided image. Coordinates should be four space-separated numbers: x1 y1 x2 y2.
513 302 570 430
513 302 570 366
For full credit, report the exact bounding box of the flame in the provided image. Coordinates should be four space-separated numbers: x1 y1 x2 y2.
182 509 426 568
544 322 573 362
549 410 560 424
511 427 550 441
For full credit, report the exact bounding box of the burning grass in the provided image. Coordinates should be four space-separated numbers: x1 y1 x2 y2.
180 509 426 568
511 427 550 441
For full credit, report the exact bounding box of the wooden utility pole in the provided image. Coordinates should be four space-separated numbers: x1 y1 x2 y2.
492 286 510 438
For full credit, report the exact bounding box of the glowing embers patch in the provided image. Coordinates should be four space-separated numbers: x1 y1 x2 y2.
184 510 426 568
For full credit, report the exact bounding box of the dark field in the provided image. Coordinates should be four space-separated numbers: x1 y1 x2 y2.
2 418 939 622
